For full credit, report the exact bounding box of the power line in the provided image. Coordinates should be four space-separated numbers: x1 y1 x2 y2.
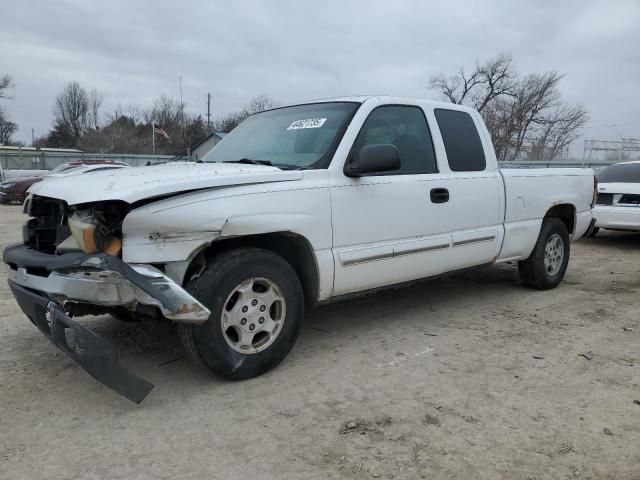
579 121 640 129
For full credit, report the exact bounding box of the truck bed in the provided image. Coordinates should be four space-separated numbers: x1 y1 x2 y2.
497 167 594 262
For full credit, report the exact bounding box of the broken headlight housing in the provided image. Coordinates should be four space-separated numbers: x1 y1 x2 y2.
68 203 127 255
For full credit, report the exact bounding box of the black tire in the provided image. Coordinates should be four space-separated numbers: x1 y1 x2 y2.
518 218 570 290
587 227 599 238
178 248 304 380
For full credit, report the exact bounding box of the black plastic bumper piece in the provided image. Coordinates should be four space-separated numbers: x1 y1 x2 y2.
8 280 154 404
3 242 88 270
585 217 597 237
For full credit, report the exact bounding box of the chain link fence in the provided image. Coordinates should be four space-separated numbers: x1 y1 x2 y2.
0 151 188 171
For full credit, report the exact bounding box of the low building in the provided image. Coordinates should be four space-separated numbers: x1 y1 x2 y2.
190 131 226 161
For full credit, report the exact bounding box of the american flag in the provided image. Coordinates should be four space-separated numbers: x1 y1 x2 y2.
153 123 170 139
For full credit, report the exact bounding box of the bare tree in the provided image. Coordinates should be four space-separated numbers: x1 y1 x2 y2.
54 81 89 140
429 68 482 105
214 95 278 133
0 75 14 99
430 54 588 161
244 95 278 115
0 109 17 144
63 93 277 154
88 89 103 130
473 53 516 112
127 104 144 124
0 74 17 144
143 94 182 130
429 53 514 111
505 72 562 161
530 104 589 161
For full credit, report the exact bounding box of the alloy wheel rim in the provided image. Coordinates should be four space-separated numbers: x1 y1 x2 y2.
220 277 286 354
543 233 564 276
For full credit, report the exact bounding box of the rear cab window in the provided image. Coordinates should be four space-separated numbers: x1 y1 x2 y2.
434 109 486 172
597 163 640 183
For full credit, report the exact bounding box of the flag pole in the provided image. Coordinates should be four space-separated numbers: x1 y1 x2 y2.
152 122 155 154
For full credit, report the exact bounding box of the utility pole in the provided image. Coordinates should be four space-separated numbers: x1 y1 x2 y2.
31 128 35 146
207 93 212 130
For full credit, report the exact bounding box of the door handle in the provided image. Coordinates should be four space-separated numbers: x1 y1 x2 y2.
430 188 449 204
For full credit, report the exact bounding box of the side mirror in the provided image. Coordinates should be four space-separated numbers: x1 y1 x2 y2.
344 144 400 177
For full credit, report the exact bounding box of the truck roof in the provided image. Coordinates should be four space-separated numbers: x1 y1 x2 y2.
279 95 478 113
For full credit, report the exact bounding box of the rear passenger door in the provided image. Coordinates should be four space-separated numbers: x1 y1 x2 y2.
431 108 504 270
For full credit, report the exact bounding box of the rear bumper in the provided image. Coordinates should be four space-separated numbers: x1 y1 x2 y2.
3 243 210 323
593 206 640 231
8 280 154 403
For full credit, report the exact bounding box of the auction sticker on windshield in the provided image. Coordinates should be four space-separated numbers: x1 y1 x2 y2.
287 118 327 130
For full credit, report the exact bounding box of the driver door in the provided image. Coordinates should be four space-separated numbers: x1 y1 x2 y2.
330 105 451 296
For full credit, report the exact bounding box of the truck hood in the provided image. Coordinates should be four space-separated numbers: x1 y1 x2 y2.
27 162 304 205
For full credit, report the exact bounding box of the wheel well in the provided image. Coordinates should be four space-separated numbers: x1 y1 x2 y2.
545 204 575 234
187 232 320 307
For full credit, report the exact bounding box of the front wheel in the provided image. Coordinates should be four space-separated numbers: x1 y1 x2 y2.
518 218 570 290
178 248 304 380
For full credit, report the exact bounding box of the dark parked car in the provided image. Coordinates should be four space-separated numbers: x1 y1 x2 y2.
0 160 128 204
0 174 44 203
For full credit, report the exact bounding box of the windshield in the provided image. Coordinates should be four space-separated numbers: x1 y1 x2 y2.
47 166 85 176
49 163 76 174
202 102 359 169
598 163 640 183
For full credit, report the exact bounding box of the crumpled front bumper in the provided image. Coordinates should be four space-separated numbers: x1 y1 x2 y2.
8 281 154 403
3 242 212 403
3 243 210 323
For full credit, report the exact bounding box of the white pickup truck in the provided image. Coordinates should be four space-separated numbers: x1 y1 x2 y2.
4 96 596 402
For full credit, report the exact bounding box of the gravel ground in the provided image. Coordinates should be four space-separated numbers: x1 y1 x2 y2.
0 204 639 480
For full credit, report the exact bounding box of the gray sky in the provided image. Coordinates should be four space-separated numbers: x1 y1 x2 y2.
1 0 639 157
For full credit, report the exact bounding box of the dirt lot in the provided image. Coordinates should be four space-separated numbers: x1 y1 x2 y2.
0 204 638 480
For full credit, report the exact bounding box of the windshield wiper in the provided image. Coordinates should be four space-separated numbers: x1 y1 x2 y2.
223 158 272 166
222 158 307 170
271 164 307 170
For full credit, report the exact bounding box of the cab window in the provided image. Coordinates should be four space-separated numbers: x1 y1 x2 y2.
434 109 486 172
351 106 437 174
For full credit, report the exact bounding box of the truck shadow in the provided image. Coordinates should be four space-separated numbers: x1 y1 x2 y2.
302 262 520 341
580 230 640 251
10 262 529 404
94 263 521 357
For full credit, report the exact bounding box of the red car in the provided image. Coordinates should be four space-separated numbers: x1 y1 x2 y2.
0 160 128 204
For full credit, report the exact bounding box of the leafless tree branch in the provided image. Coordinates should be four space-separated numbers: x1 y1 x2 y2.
430 54 587 161
0 75 14 99
54 81 90 140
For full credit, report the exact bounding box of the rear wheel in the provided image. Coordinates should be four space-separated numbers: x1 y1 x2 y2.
178 248 304 380
518 218 570 290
